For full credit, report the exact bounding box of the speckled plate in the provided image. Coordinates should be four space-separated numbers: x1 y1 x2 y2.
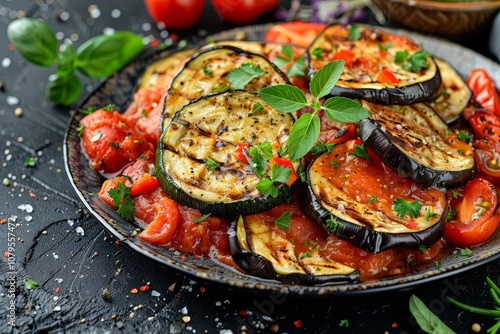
64 24 500 296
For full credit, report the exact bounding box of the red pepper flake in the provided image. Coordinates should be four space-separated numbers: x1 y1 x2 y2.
392 322 398 328
54 287 60 294
406 221 418 229
293 320 303 328
239 309 248 316
115 240 120 245
130 288 138 294
3 252 9 258
140 285 150 292
180 255 187 261
8 43 15 51
29 190 36 198
0 219 6 225
200 287 206 293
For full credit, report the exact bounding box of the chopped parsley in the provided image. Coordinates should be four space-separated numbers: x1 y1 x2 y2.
108 142 119 150
193 213 211 223
108 182 135 221
250 102 264 115
24 279 38 290
273 44 306 77
425 208 438 222
24 156 36 167
76 124 85 136
349 143 371 161
275 211 291 231
326 215 343 231
248 141 273 178
312 47 324 60
257 163 292 198
348 25 362 41
394 50 429 72
202 65 212 77
226 62 265 90
102 103 115 111
457 130 472 143
460 248 473 257
368 195 378 204
419 245 428 254
378 43 392 52
206 158 221 171
330 160 340 168
393 198 422 218
311 141 335 155
339 319 349 328
82 106 97 115
447 208 458 221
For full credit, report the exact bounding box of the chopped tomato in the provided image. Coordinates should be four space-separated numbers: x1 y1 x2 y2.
130 173 160 196
473 140 500 188
330 50 356 67
444 178 500 248
467 69 500 114
444 132 473 156
377 68 399 84
269 157 297 186
328 124 358 144
138 196 181 245
264 21 327 47
233 143 250 163
465 107 500 143
98 176 130 208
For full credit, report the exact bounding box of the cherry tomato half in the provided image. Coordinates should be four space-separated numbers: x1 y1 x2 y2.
464 107 500 143
211 0 279 25
473 140 500 188
144 0 204 30
467 69 500 115
444 178 500 248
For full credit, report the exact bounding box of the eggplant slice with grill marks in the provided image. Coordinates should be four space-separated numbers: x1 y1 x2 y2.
303 141 448 254
156 90 300 216
357 101 475 189
306 24 441 105
228 216 360 284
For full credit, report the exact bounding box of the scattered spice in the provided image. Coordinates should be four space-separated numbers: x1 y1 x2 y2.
391 322 398 328
54 287 60 293
0 219 6 225
270 324 279 333
139 285 150 292
199 287 206 293
293 319 303 328
182 316 191 323
130 288 138 294
3 178 10 186
14 107 23 117
102 288 112 301
168 283 176 292
471 323 481 332
29 190 36 198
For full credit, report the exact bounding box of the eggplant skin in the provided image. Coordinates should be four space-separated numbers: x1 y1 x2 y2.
301 184 446 254
357 117 474 189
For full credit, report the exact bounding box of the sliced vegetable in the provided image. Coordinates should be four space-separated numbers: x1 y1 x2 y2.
465 107 500 143
357 101 475 189
264 21 328 47
303 140 448 254
138 196 181 245
467 68 500 114
156 90 299 216
306 24 442 105
444 178 500 248
473 140 500 187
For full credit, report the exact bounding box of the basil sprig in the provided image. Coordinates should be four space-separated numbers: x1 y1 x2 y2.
258 60 369 161
7 18 145 106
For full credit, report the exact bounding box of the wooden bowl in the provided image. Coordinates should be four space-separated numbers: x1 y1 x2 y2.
372 0 500 39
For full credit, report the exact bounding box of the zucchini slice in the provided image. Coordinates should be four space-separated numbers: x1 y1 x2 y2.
156 90 299 216
228 216 360 284
425 57 472 123
357 101 475 189
306 24 442 105
161 45 290 130
304 142 448 254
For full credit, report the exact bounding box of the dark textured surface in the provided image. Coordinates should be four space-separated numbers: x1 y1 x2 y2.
1 0 500 333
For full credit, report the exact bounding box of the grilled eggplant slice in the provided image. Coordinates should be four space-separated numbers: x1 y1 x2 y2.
303 141 448 254
357 101 475 189
161 45 290 130
306 24 441 105
425 57 472 123
156 90 299 216
228 216 360 284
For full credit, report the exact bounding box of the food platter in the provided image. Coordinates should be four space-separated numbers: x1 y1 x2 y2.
64 23 500 296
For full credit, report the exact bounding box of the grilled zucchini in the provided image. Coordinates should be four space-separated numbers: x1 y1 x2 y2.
156 90 299 216
306 24 442 105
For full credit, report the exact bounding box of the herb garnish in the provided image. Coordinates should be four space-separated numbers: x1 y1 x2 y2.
349 142 371 161
24 157 36 167
393 198 422 218
24 279 38 290
311 141 335 155
7 18 145 106
259 60 369 161
193 213 211 223
226 62 265 90
256 164 292 198
272 45 305 77
459 248 473 257
206 158 221 171
395 50 429 72
248 141 273 178
409 295 456 334
275 211 292 231
108 182 135 221
349 25 362 41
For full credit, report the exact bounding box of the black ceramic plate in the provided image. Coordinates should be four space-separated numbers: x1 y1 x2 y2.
64 24 500 296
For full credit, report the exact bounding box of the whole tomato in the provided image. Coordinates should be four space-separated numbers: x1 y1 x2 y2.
144 0 204 30
211 0 279 25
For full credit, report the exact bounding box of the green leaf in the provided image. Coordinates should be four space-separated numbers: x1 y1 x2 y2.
7 18 58 67
226 62 265 90
323 97 369 123
460 248 473 257
286 55 306 78
310 141 335 155
206 158 220 171
349 143 371 161
395 50 429 72
57 42 77 76
76 31 144 78
250 102 264 115
193 213 211 223
248 141 272 178
393 198 422 218
24 157 36 167
349 25 362 41
409 295 456 334
288 113 321 161
24 279 38 290
108 182 135 221
271 164 292 184
46 73 82 106
310 60 344 99
259 85 308 114
256 178 278 198
275 211 292 231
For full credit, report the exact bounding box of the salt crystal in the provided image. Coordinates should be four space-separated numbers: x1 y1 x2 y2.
25 215 32 222
53 253 59 259
67 219 74 226
151 290 161 297
6 96 19 105
17 204 33 213
53 306 61 311
76 226 85 236
181 306 188 315
2 57 11 68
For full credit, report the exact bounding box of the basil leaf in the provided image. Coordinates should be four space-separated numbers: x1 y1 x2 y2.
46 73 82 106
259 85 307 114
310 60 344 99
7 18 58 67
288 113 321 161
275 211 292 231
57 42 77 76
323 97 369 123
76 31 144 78
226 62 265 89
409 295 456 334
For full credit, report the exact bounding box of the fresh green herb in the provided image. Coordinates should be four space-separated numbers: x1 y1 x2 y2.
312 47 324 60
24 156 36 167
277 145 288 157
326 215 343 231
248 141 273 178
349 143 371 161
393 198 422 218
206 158 221 171
90 130 102 142
141 109 147 117
109 142 119 150
310 141 335 155
257 164 292 198
406 253 414 264
259 60 369 160
339 319 349 328
457 130 472 143
82 106 97 115
108 182 135 221
275 211 292 231
451 189 463 199
226 62 265 90
193 213 211 223
7 18 145 106
133 140 143 145
250 102 264 115
447 277 500 334
302 239 314 245
24 279 38 290
409 295 456 334
459 248 473 257
368 195 378 204
348 25 362 41
395 50 429 72
419 245 428 254
177 40 187 48
203 65 212 77
212 85 230 92
434 260 439 269
330 160 340 168
76 124 85 137
457 149 463 154
273 45 305 77
378 43 392 51
206 36 215 44
102 104 115 111
447 208 458 221
440 89 451 99
425 208 438 222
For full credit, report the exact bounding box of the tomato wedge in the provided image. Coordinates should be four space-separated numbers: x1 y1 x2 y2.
467 69 500 114
473 140 500 187
130 173 160 196
138 196 181 245
464 107 500 143
444 178 500 248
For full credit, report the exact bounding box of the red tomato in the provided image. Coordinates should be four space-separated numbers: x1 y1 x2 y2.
138 196 181 245
473 140 500 187
328 124 358 144
264 21 327 47
444 178 500 248
377 68 399 84
211 0 279 25
465 107 500 143
233 142 250 163
269 157 298 186
467 69 500 114
143 0 204 30
130 173 160 196
330 50 355 67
